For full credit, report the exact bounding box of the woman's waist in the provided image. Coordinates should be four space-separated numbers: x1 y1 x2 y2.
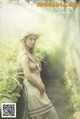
31 72 41 80
23 78 41 94
23 74 42 85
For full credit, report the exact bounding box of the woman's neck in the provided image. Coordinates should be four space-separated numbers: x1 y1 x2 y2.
22 48 33 56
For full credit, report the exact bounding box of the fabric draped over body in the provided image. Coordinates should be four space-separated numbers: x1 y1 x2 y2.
19 53 59 119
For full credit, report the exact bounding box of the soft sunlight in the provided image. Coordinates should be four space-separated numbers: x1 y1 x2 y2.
0 2 67 47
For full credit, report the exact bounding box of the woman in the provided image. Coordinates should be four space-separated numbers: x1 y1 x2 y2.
18 31 59 119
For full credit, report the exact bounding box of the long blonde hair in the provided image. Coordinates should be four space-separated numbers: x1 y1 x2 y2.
20 32 39 55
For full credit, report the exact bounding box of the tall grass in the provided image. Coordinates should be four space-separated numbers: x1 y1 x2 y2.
64 46 80 119
0 43 20 109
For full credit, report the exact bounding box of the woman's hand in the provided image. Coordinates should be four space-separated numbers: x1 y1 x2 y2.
38 83 45 94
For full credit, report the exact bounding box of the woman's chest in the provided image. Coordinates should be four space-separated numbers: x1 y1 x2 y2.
29 61 41 72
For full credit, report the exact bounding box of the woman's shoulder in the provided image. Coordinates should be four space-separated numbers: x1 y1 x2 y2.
18 52 29 64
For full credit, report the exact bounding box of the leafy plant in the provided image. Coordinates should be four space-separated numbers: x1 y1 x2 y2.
64 47 80 119
0 43 21 110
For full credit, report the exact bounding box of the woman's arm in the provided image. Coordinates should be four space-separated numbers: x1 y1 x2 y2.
20 55 45 94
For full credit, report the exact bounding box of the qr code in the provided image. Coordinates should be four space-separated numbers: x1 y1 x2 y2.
1 103 16 118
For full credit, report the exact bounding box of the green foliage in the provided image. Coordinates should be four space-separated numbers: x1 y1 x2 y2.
64 47 80 119
0 43 20 109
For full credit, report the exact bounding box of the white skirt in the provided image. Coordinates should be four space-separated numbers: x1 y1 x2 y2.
30 107 59 119
23 73 59 119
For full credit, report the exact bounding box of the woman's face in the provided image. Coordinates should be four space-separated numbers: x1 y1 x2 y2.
25 35 37 48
